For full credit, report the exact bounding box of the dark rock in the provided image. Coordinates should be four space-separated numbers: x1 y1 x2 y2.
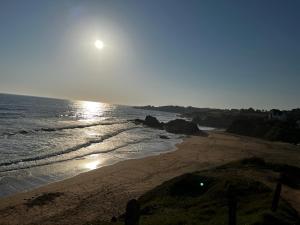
159 135 170 139
133 119 144 125
19 130 28 134
131 116 163 129
144 115 163 129
132 116 208 136
165 119 203 135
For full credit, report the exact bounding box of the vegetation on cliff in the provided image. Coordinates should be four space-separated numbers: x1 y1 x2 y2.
135 106 300 144
87 158 300 225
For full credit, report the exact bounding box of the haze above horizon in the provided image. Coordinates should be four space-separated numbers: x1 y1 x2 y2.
0 0 299 110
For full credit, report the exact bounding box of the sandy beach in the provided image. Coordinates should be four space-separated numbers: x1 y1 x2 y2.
0 131 299 225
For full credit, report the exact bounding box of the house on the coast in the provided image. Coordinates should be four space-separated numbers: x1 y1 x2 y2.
268 109 287 121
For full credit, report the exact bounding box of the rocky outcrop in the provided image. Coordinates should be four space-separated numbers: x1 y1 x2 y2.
165 119 200 135
133 116 163 129
159 135 170 139
144 115 164 129
133 116 207 136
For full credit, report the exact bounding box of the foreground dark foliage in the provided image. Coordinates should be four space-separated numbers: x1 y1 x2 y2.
86 158 300 225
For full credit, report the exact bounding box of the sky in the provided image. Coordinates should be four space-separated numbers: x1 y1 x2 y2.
0 0 299 109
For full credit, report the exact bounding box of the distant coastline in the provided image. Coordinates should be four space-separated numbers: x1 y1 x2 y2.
135 105 300 144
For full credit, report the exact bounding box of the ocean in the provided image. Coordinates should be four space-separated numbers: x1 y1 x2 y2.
0 94 183 197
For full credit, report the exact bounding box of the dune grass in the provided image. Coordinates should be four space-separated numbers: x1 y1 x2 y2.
86 158 300 225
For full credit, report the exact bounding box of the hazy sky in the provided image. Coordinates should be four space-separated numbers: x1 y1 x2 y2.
0 0 299 109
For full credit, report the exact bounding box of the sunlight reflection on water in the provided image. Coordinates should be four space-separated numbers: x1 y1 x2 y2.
83 154 107 171
84 160 100 170
81 101 105 119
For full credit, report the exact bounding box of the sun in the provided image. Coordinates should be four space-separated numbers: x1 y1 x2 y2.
94 40 104 50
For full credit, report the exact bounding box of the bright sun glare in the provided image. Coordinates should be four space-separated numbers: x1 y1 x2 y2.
85 160 100 170
80 101 105 119
94 40 104 50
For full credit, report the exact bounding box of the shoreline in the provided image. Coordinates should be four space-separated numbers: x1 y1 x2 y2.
0 131 299 225
0 132 183 198
1 133 186 199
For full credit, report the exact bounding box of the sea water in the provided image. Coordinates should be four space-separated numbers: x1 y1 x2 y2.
0 94 183 197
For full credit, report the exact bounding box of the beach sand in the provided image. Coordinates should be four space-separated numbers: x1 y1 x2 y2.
0 131 299 225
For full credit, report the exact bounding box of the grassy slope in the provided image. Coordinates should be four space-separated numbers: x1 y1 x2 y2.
87 158 300 225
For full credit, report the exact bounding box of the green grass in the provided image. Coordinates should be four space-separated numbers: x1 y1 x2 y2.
86 158 300 225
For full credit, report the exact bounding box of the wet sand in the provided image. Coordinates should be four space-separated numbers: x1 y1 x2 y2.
0 131 299 225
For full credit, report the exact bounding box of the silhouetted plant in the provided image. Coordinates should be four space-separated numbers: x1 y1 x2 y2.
125 199 140 225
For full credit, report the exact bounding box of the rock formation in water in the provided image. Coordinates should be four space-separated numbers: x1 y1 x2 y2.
133 116 207 136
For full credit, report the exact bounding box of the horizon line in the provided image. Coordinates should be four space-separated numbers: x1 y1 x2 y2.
0 91 298 111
